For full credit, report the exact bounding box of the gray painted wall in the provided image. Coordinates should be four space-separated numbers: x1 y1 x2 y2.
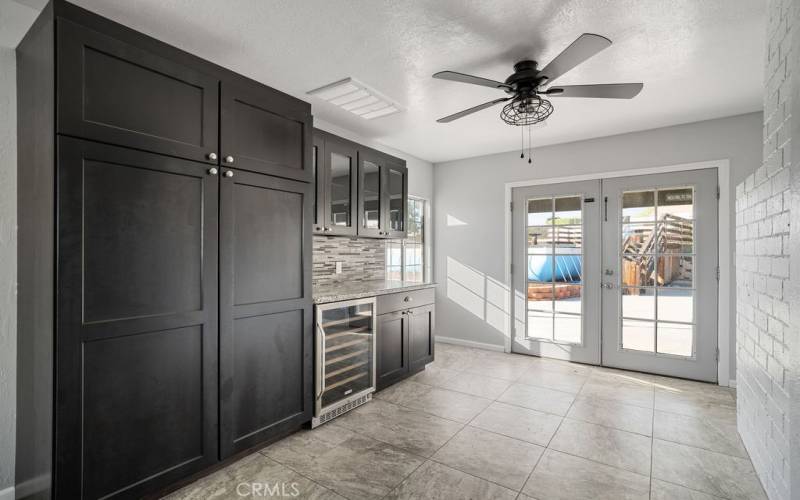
433 112 763 382
0 46 17 491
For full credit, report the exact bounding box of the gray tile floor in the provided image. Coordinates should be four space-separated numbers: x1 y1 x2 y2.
165 343 767 500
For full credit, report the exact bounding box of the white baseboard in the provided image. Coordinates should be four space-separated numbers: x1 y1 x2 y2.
0 485 14 500
435 336 505 352
728 379 736 388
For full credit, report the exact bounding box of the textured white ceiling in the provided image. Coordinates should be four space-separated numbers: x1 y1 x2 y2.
26 0 767 162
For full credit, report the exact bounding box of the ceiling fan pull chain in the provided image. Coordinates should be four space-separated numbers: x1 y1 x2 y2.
528 124 532 164
520 125 525 159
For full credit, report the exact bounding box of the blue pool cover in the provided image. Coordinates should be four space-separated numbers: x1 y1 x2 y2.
528 254 582 283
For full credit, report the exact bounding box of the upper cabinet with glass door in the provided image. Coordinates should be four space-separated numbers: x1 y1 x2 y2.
313 131 358 236
357 148 408 238
314 129 407 239
383 157 408 239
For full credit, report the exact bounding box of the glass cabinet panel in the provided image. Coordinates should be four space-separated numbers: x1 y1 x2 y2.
387 166 406 233
329 152 353 228
316 299 376 413
361 160 382 230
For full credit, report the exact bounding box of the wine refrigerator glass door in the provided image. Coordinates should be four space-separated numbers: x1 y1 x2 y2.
316 297 376 416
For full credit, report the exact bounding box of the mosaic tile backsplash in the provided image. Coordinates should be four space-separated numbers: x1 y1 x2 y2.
312 235 386 286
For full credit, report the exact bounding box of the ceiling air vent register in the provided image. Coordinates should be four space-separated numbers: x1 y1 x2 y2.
308 77 402 120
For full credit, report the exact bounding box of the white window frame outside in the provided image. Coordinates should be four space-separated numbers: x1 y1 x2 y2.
386 196 431 283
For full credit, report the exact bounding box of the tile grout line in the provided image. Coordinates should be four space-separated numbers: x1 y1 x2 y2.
255 451 357 500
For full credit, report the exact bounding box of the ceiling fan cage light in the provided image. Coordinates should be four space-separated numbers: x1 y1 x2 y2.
501 96 553 126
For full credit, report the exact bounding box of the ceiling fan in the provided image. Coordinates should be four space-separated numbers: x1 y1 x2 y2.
433 33 643 125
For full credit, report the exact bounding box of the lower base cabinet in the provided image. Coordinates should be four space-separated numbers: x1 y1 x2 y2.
376 289 435 391
377 311 410 390
408 304 435 371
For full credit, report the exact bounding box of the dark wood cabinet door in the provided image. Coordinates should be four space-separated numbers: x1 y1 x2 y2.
383 158 408 239
55 137 219 499
357 148 385 238
219 168 313 458
312 133 326 233
376 311 409 390
322 136 358 236
409 305 435 371
221 81 312 182
57 18 219 165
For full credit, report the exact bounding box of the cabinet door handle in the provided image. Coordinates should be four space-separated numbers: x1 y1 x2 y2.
208 167 218 176
224 155 235 164
207 152 218 161
224 170 234 178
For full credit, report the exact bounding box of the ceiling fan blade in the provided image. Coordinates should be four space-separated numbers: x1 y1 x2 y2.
538 33 612 84
545 83 643 99
433 71 511 90
436 97 511 123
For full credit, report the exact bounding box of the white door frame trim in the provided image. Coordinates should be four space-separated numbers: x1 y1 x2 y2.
503 159 731 386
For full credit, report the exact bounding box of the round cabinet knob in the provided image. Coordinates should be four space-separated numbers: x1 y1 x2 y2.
207 152 217 161
224 170 234 178
208 167 218 176
323 227 331 232
403 296 411 302
224 155 235 164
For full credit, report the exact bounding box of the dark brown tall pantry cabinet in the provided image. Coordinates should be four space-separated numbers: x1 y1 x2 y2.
16 2 313 498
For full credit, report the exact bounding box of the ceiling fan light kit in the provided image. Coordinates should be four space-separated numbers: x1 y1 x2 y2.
432 33 644 163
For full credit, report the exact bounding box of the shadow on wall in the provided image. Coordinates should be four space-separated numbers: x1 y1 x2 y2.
445 257 585 359
445 257 510 339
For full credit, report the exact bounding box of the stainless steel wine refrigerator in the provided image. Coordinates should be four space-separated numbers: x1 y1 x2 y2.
313 297 377 427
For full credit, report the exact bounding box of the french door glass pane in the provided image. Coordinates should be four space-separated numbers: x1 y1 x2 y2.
622 223 656 252
528 310 554 340
528 198 553 225
657 322 693 356
619 187 696 357
528 226 553 249
527 195 583 344
622 190 655 221
657 288 694 323
621 255 655 287
656 255 693 287
661 220 693 253
554 313 581 343
554 196 582 224
622 319 654 352
657 188 693 219
622 287 655 320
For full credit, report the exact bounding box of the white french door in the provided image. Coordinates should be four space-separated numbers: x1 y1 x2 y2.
511 168 719 382
511 180 601 364
601 169 718 381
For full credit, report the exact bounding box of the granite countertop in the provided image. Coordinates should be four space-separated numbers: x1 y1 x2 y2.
313 279 437 304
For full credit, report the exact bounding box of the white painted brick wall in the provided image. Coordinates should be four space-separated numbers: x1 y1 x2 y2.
735 0 794 498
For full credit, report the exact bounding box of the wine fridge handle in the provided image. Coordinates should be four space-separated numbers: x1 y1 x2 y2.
316 323 326 399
